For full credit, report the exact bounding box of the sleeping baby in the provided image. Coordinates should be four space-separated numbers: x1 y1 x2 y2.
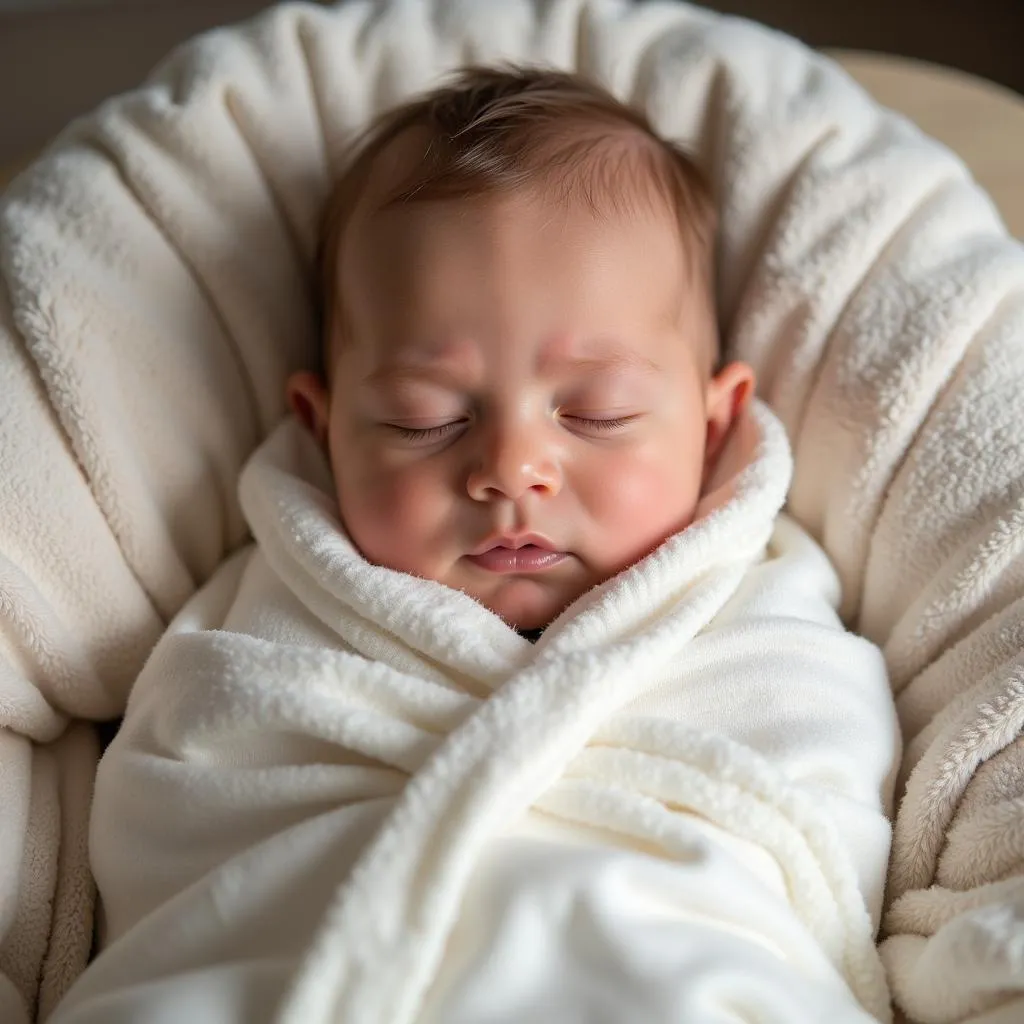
53 68 901 1024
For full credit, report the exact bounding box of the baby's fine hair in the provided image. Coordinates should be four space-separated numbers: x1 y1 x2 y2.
317 65 717 360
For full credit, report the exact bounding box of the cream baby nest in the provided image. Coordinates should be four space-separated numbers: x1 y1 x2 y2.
1 1 1024 1022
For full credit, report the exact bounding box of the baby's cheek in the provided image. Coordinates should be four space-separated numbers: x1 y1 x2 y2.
582 453 702 565
336 464 450 573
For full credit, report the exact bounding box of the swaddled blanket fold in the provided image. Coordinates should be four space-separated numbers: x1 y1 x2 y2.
53 402 899 1024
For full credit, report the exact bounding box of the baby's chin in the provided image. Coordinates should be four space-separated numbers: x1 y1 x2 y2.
466 575 586 633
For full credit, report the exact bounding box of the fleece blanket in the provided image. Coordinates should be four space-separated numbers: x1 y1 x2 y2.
50 404 899 1024
2 2 1024 1022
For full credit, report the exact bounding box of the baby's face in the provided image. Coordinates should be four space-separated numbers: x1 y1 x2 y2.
291 190 749 630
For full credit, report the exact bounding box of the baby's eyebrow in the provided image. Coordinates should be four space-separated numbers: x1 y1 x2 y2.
542 350 662 376
363 363 468 391
363 347 661 390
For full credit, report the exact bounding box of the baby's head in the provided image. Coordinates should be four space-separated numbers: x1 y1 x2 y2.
288 66 754 631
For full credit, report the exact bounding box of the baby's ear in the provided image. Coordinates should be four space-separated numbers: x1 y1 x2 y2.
286 370 331 448
703 361 756 470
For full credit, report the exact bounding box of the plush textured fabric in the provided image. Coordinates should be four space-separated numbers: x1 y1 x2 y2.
52 405 898 1024
1 1 1023 1020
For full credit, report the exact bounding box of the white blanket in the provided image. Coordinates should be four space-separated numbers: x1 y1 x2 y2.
52 404 899 1024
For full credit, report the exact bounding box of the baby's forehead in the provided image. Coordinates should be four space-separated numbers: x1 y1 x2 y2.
340 196 711 371
345 182 691 319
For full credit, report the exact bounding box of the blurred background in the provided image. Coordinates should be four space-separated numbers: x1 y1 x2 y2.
1 0 1023 178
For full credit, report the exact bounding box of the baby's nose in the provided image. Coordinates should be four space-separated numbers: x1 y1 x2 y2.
465 423 561 501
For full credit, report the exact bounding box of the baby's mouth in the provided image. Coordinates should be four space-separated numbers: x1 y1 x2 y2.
466 544 568 574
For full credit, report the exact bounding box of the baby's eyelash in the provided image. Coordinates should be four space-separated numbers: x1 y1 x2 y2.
390 422 462 441
567 415 636 431
389 415 636 441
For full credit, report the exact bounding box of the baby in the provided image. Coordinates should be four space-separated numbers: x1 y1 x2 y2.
53 69 900 1024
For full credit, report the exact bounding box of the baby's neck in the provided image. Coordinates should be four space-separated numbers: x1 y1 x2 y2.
516 626 545 644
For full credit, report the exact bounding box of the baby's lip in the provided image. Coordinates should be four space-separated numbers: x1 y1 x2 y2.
466 541 568 575
470 532 559 557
